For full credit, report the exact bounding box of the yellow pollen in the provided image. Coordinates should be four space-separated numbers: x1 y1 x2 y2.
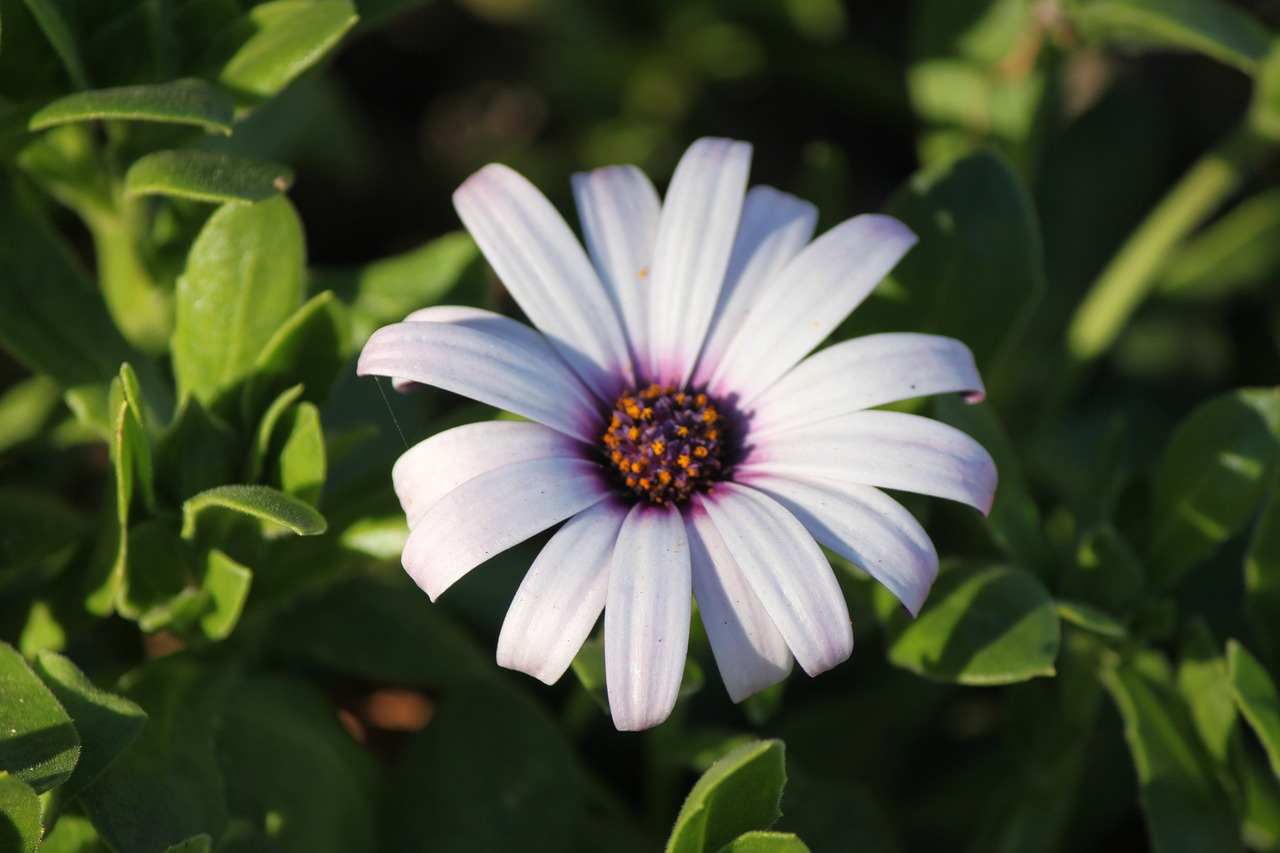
701 409 718 424
658 471 672 484
627 426 639 441
641 407 653 419
706 430 718 441
638 478 651 490
693 446 709 458
677 454 691 469
676 426 689 437
651 440 666 455
695 394 707 406
630 461 645 473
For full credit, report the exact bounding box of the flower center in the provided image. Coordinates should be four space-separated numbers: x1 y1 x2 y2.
601 383 730 505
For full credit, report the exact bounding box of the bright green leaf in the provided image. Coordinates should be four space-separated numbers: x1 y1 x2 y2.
389 679 583 852
842 149 1044 368
29 79 235 134
124 150 294 205
1161 187 1280 299
181 484 328 539
245 384 305 483
19 0 90 89
338 515 408 560
271 402 326 506
1145 387 1280 588
667 740 787 853
0 374 61 454
33 651 147 801
34 811 100 852
885 564 1059 685
1101 654 1242 853
1054 599 1127 639
172 194 305 407
1228 640 1280 777
1177 622 1235 765
1064 0 1271 74
217 0 359 104
0 641 79 793
200 549 253 641
216 677 379 852
716 832 811 853
1250 41 1280 139
0 772 42 853
79 656 234 852
242 290 350 420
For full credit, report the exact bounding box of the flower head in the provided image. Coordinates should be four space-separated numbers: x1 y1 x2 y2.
358 138 996 731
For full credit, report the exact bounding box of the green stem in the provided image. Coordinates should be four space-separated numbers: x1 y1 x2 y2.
1065 124 1274 363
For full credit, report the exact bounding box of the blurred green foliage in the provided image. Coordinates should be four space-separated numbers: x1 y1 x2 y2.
1 0 1280 851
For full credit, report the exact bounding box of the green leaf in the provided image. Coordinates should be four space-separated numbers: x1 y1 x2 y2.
271 576 488 687
1247 480 1280 662
245 384 305 483
79 656 234 853
389 678 584 852
0 374 61 454
0 641 79 792
38 812 102 852
1176 622 1235 765
842 149 1044 369
1101 654 1242 853
19 0 90 89
0 489 88 577
1250 41 1280 140
32 651 147 801
125 150 294 205
667 740 786 853
217 0 359 104
29 79 236 134
716 832 811 853
164 836 212 853
884 563 1059 684
172 194 305 407
119 521 192 628
0 772 42 853
1145 387 1280 588
242 290 350 420
1161 187 1280 299
1064 523 1145 614
154 397 239 503
1064 0 1271 74
935 396 1049 572
199 549 252 640
1054 599 1127 639
270 402 326 505
181 484 328 538
0 174 145 421
1228 640 1280 776
216 677 379 852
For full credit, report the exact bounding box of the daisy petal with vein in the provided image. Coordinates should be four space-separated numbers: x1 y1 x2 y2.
357 137 997 731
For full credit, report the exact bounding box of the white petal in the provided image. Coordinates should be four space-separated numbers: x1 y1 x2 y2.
739 473 938 616
708 214 917 403
572 166 660 365
605 503 691 731
393 421 584 528
357 312 601 443
686 504 793 702
692 186 817 387
750 333 984 437
646 138 751 384
402 457 611 600
497 499 628 684
454 164 633 397
741 410 998 515
696 483 852 677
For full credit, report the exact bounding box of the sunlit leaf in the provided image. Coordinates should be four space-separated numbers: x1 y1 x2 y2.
717 832 812 853
172 194 305 407
33 651 147 801
242 290 350 420
0 641 79 793
181 484 327 539
200 549 253 641
885 564 1059 685
1145 387 1280 588
29 79 235 134
1228 640 1280 777
217 0 359 104
125 150 294 205
1102 653 1241 853
667 740 787 853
